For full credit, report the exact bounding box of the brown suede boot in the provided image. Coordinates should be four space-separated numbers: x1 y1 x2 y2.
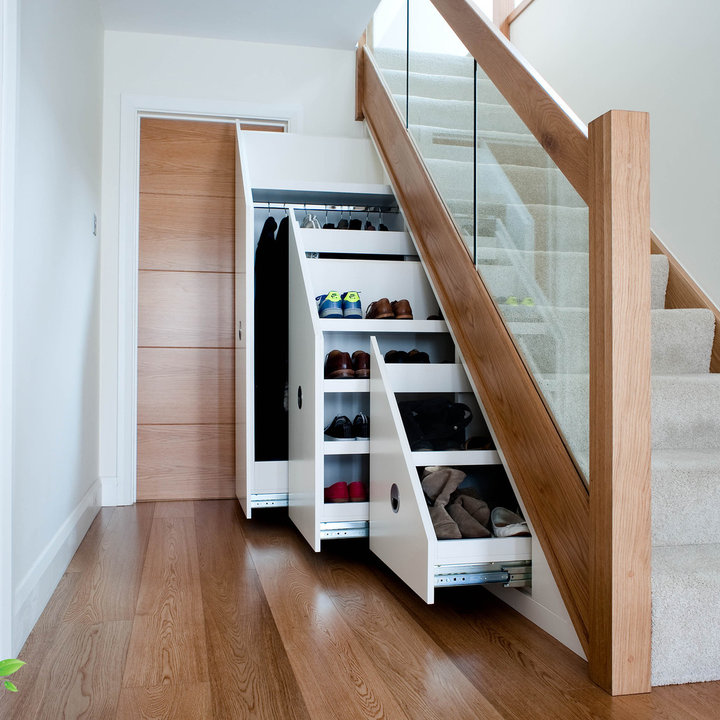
421 467 466 506
428 505 462 539
447 495 491 538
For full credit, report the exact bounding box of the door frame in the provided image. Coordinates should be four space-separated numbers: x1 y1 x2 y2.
0 0 17 656
112 95 301 506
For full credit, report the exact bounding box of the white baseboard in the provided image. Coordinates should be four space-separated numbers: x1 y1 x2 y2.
13 478 101 654
487 584 586 659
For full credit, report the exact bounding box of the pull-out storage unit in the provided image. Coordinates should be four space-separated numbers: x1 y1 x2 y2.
369 337 532 603
288 201 452 550
235 128 532 607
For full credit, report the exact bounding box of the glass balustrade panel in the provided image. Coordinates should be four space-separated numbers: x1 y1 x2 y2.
407 0 476 258
370 0 409 124
473 62 589 479
369 0 590 480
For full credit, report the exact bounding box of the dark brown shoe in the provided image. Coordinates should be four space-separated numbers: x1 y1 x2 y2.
352 350 370 378
324 350 354 379
391 299 413 319
366 298 393 319
408 349 430 363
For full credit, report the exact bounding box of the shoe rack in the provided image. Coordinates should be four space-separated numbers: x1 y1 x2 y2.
368 337 532 603
288 197 454 551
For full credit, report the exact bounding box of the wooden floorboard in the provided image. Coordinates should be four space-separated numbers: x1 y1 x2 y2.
242 511 411 719
6 500 720 719
116 683 213 720
195 500 310 720
64 504 155 623
281 524 505 719
123 515 208 688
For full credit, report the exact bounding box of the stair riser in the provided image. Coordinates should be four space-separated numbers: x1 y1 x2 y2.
652 545 720 685
383 69 505 105
402 96 529 135
653 376 720 449
375 48 480 79
536 374 720 455
477 255 669 312
441 197 589 253
653 457 720 546
426 157 586 209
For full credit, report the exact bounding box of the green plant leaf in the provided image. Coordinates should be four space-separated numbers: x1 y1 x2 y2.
0 659 25 676
4 680 18 692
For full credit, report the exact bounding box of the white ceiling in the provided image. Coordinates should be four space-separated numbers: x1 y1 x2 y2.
98 0 381 51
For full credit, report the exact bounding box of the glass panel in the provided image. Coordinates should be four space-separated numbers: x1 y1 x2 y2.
370 0 408 124
369 0 590 480
408 0 476 258
474 65 590 478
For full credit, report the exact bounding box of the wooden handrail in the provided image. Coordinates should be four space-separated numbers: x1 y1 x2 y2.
493 0 514 38
505 0 537 29
431 0 589 203
359 44 591 655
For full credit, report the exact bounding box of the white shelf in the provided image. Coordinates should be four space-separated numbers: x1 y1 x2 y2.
410 449 501 466
324 440 370 455
319 319 447 333
436 536 532 565
322 501 369 523
385 363 471 393
324 379 370 393
299 229 415 256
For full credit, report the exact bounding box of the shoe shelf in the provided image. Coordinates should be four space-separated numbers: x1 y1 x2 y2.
323 440 370 455
319 319 448 333
409 449 501 466
324 379 370 393
322 502 369 523
385 363 471 393
298 228 414 256
290 195 433 551
368 337 532 604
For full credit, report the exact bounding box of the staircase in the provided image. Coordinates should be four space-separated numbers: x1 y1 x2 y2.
374 46 720 686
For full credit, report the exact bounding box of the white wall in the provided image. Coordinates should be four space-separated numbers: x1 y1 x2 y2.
0 0 18 659
11 0 104 652
99 31 365 499
511 0 720 307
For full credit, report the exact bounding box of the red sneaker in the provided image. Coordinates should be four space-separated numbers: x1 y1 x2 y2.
324 481 349 503
348 481 368 502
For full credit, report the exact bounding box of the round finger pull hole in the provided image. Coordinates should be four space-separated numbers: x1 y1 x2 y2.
297 385 303 410
390 483 400 513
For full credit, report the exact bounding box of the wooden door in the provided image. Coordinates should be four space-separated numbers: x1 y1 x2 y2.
137 118 236 500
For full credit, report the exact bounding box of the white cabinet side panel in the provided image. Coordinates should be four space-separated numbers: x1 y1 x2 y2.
369 338 436 602
235 125 254 517
288 218 323 551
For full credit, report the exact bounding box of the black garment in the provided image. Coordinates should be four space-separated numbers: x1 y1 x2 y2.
254 216 289 461
398 398 473 452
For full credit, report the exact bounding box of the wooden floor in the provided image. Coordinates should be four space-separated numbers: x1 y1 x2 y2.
3 501 719 719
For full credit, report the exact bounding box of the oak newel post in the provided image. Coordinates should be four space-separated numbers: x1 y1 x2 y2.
588 110 652 695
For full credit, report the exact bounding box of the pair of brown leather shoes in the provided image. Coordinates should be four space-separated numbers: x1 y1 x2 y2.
324 350 370 379
365 298 413 320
